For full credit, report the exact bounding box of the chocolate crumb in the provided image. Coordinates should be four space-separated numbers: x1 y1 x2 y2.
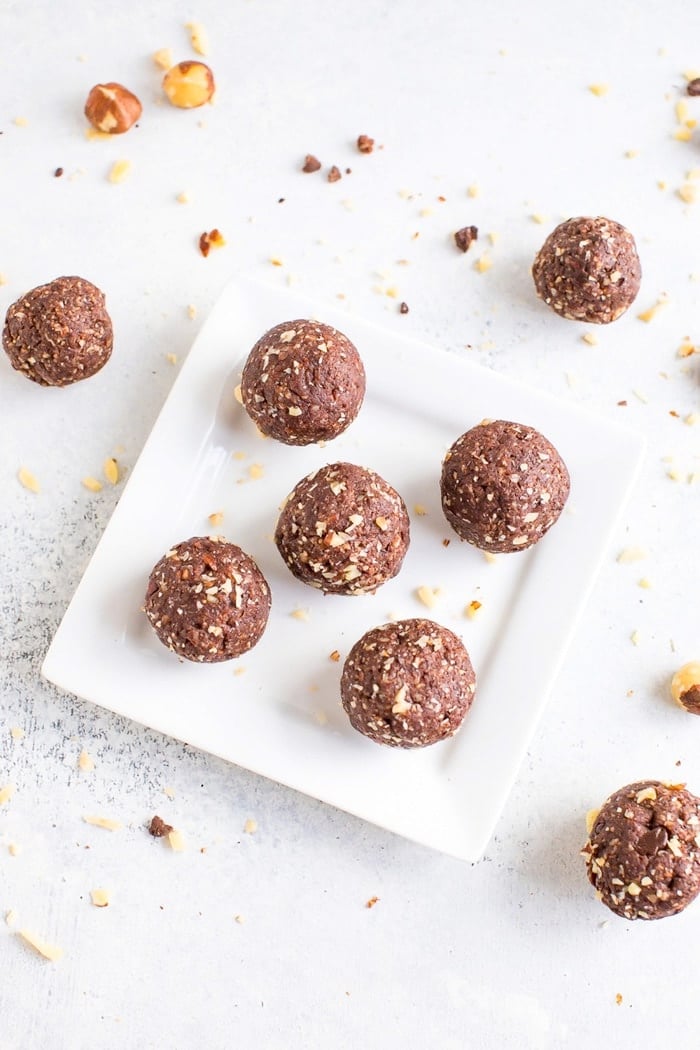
357 134 374 154
149 815 174 838
687 78 700 97
617 400 628 406
302 154 321 173
454 225 479 253
345 167 352 174
328 166 342 183
54 167 64 178
278 197 285 203
399 301 409 314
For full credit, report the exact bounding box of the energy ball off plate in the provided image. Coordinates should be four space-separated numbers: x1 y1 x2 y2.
144 536 271 663
340 618 476 748
275 462 410 595
240 319 366 444
2 275 113 386
532 216 641 323
582 781 700 920
440 419 570 552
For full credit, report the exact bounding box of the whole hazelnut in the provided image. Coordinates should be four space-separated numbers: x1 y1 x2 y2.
162 61 215 109
84 82 142 134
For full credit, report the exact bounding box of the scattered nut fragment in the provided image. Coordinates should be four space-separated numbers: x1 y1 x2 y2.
328 166 342 183
467 184 479 198
329 650 341 662
166 353 178 365
588 83 609 96
187 304 197 319
153 48 174 70
678 184 698 204
17 467 40 494
291 608 310 622
581 332 598 346
108 160 131 184
84 83 142 134
167 829 186 851
688 78 700 97
10 727 24 741
474 254 492 273
103 458 119 485
454 225 478 252
637 297 668 323
163 61 215 108
148 815 174 838
617 546 648 564
248 463 264 480
18 930 63 962
5 910 17 927
83 815 121 831
0 784 15 806
8 843 21 857
185 21 209 56
670 662 700 714
366 896 380 908
90 888 111 908
243 819 257 834
208 511 224 527
357 134 374 154
302 154 321 173
399 302 409 314
82 476 103 493
415 585 440 609
199 229 226 257
78 749 95 772
465 600 482 620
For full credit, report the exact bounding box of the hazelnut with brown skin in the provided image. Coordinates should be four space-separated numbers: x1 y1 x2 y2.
670 662 700 714
84 82 142 133
163 61 215 108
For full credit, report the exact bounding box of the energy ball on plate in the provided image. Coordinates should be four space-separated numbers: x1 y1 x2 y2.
275 462 409 595
2 275 113 386
532 216 641 323
582 780 700 921
440 419 570 553
240 319 365 445
340 618 476 748
144 536 271 663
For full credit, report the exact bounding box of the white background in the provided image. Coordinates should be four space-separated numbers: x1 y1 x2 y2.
1 1 699 1047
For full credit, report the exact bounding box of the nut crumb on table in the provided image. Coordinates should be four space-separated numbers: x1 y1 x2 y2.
149 815 174 838
18 930 63 962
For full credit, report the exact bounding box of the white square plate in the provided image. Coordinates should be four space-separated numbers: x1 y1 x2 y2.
42 276 644 861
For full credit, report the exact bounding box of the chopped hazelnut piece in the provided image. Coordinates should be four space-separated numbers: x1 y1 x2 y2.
302 154 321 172
82 476 103 493
588 83 609 96
149 815 174 838
107 160 132 184
329 650 341 662
18 930 63 962
163 61 215 108
199 228 226 257
688 78 700 97
83 815 121 831
616 546 648 564
357 134 374 153
90 888 111 908
243 819 257 834
17 467 40 494
474 254 492 273
248 463 264 480
366 896 380 908
153 48 174 70
103 458 119 485
465 600 482 620
185 21 209 56
0 784 15 806
328 165 342 183
85 83 142 134
415 585 440 609
208 511 224 527
78 749 95 772
454 225 478 252
10 727 24 741
167 829 186 851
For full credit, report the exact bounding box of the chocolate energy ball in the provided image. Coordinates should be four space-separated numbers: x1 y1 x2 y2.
582 781 700 921
2 275 113 386
240 319 365 445
440 419 570 553
340 618 476 748
275 462 410 595
532 216 641 323
144 536 271 663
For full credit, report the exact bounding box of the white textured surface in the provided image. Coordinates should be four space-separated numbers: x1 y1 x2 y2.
1 1 699 1047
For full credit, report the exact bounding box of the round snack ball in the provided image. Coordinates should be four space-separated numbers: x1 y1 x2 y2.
582 780 700 920
532 216 641 323
144 536 271 663
440 419 570 553
275 462 409 595
2 275 113 386
240 319 365 445
340 618 476 748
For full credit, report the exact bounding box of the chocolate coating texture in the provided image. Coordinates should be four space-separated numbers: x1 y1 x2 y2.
532 216 641 323
341 618 476 748
3 276 113 386
275 462 409 595
440 420 570 553
241 319 365 445
144 536 271 663
582 781 700 920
